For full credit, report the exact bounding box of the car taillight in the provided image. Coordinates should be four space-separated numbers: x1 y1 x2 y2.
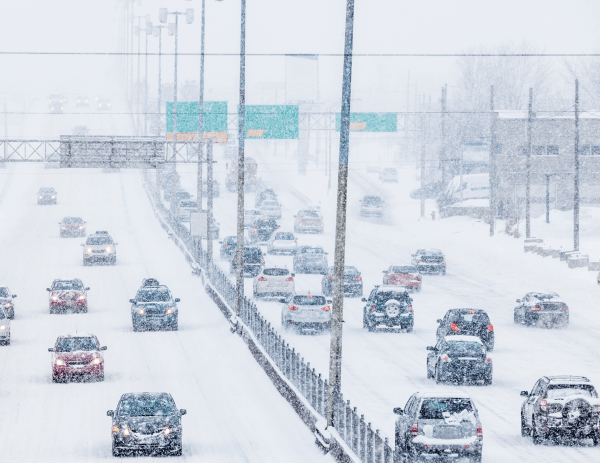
294 240 297 243
487 324 494 332
299 219 303 222
418 259 422 263
442 259 446 264
540 399 547 412
112 426 119 433
532 306 543 311
328 276 333 280
467 310 476 314
371 304 376 312
258 277 267 281
289 305 299 311
322 306 331 311
450 323 460 331
354 276 362 280
408 304 413 313
411 423 418 437
286 277 294 282
596 404 600 413
560 307 569 311
224 245 232 248
485 357 492 363
261 257 265 265
476 424 482 438
415 275 421 280
441 353 452 363
253 228 257 232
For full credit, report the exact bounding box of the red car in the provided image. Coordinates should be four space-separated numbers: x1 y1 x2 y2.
59 216 86 237
47 279 90 314
49 333 107 382
382 265 422 292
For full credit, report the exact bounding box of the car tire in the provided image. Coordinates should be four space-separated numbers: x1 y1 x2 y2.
81 306 88 314
112 443 121 457
132 322 140 332
592 433 599 446
171 446 182 456
406 323 414 333
83 259 89 267
442 269 446 275
470 454 482 463
97 373 105 382
427 365 433 379
514 311 520 324
521 412 530 437
483 375 492 386
170 322 178 331
532 421 544 445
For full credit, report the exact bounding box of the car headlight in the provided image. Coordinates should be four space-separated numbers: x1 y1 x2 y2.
79 295 86 300
166 308 173 314
164 427 171 435
92 358 102 365
86 248 92 253
5 302 12 308
105 247 112 253
55 359 65 366
122 428 130 436
79 226 83 229
39 196 42 199
51 296 58 301
136 308 145 315
52 196 55 198
62 227 66 230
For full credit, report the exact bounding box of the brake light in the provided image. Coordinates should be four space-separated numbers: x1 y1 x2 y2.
442 259 446 264
224 245 232 248
560 307 569 311
441 353 452 363
408 304 413 313
476 424 482 438
286 277 294 282
354 276 362 280
299 219 303 222
258 277 267 281
322 306 331 311
411 423 418 437
485 357 492 363
328 276 333 280
467 310 476 314
532 306 543 311
487 324 494 332
450 323 460 331
540 399 547 412
371 304 376 312
288 305 299 311
261 257 265 265
253 228 257 232
306 295 313 298
418 259 422 263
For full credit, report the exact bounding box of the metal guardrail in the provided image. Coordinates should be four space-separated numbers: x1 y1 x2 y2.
141 169 395 463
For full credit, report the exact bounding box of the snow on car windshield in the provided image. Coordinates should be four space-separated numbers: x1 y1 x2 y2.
56 337 98 352
62 217 83 224
300 211 319 218
446 341 485 355
0 287 10 297
263 268 289 276
86 237 113 245
546 384 598 399
419 398 473 419
293 295 326 306
391 266 417 273
274 232 294 240
118 398 177 417
137 287 171 302
53 280 83 290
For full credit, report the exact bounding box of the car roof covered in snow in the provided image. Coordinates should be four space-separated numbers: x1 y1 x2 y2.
377 285 408 293
413 390 473 399
526 292 562 301
444 335 483 344
544 375 590 384
59 333 97 338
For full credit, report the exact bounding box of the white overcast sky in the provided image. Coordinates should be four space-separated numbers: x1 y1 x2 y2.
0 0 598 108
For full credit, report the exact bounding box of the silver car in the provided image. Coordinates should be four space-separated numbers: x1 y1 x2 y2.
0 307 10 345
267 231 298 255
82 231 118 266
294 209 324 234
259 200 282 219
244 210 262 228
281 294 332 333
0 286 16 319
253 267 295 298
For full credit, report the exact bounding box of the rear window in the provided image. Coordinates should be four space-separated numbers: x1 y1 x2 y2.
274 232 294 240
40 188 55 193
86 237 113 245
53 280 83 291
546 384 598 399
63 217 83 224
419 398 473 419
246 210 261 216
245 247 263 258
344 266 360 276
446 341 485 355
263 268 289 277
256 220 278 228
263 201 279 206
376 291 409 303
300 211 319 218
293 295 327 306
303 248 324 254
391 266 417 273
451 312 490 324
363 196 382 205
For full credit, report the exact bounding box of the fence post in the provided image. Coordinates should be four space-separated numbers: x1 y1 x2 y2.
383 437 391 463
360 415 366 462
352 407 358 454
346 400 352 449
323 379 329 418
338 393 345 441
367 423 373 463
306 362 311 404
311 368 317 410
375 430 382 463
316 374 322 416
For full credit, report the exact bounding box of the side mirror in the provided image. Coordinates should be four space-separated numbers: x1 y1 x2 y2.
48 348 54 352
114 243 119 245
46 288 51 292
426 346 435 351
516 299 521 303
327 300 332 304
129 299 136 304
180 409 187 416
175 298 180 302
12 295 16 298
80 244 85 246
85 287 90 291
291 273 295 277
436 319 442 324
520 391 529 397
107 410 114 417
279 298 287 303
293 215 297 218
219 241 223 244
101 346 108 351
361 298 367 302
382 270 387 273
393 407 403 415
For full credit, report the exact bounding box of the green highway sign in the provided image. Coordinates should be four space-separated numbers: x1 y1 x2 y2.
335 113 397 132
244 105 298 139
166 101 228 142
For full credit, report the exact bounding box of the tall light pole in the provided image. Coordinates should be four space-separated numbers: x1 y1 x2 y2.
135 18 151 137
525 88 533 239
574 79 580 251
152 24 166 137
160 7 194 223
327 0 355 430
235 0 247 316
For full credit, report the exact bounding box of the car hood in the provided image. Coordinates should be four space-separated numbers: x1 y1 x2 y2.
115 415 180 433
55 351 100 362
136 301 171 308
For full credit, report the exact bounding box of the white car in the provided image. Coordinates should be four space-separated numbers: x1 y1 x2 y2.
281 294 332 333
267 231 298 255
260 200 282 219
0 286 16 319
0 307 10 345
379 168 398 183
178 199 197 222
253 268 295 298
82 231 118 266
244 210 262 228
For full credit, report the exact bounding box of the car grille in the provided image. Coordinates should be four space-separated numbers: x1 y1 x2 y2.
145 310 164 317
421 257 442 264
68 361 89 366
92 250 105 253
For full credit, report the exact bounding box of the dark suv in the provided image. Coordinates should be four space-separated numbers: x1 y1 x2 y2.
411 249 446 275
107 392 187 456
321 266 363 297
520 376 600 445
362 286 413 332
230 246 264 277
514 292 569 328
293 246 328 274
249 219 280 243
427 336 492 385
219 236 237 260
436 309 494 351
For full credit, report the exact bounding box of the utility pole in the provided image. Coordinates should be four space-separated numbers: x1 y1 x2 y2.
235 0 247 316
545 174 550 224
440 85 447 188
136 17 141 136
526 88 533 239
489 85 496 236
420 101 425 218
197 0 206 216
574 79 580 251
144 16 150 137
153 24 164 207
206 137 214 277
327 0 355 430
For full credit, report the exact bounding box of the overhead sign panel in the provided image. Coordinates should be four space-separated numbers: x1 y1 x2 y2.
244 105 299 139
166 101 228 143
335 113 397 132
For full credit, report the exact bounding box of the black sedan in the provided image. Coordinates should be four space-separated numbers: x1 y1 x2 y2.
107 392 186 456
249 218 280 243
219 236 237 260
321 266 363 297
427 336 492 385
436 308 494 351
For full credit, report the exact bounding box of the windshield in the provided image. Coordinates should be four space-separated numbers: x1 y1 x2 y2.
546 384 598 399
376 291 409 303
419 398 473 419
263 201 279 207
391 266 418 273
363 196 382 205
40 188 55 193
246 211 260 216
86 237 113 245
446 341 485 355
118 398 177 417
63 217 83 224
300 211 319 218
0 288 10 297
56 337 98 352
257 220 277 228
531 293 559 300
263 268 289 276
293 295 327 306
136 287 171 302
53 280 83 291
274 232 294 240
344 266 360 276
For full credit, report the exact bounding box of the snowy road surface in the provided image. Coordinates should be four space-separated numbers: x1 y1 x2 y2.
177 144 600 463
0 164 331 462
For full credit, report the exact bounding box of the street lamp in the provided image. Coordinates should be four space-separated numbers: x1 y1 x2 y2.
159 7 194 223
134 17 152 136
